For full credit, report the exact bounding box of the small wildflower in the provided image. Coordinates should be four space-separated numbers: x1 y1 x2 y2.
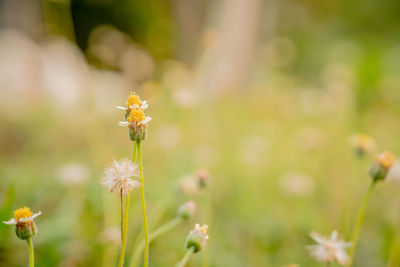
3 207 41 240
101 159 141 196
350 134 376 157
196 169 211 189
58 163 89 186
387 160 400 182
185 224 209 253
177 201 196 220
279 172 315 197
118 92 151 142
179 175 200 195
307 230 351 266
369 151 396 182
100 227 121 244
116 92 148 111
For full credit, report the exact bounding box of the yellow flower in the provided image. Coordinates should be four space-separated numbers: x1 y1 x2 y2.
376 151 395 168
128 108 146 123
14 207 33 221
127 92 142 108
350 134 376 156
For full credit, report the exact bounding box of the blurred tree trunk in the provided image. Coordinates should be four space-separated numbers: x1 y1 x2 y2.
194 0 264 95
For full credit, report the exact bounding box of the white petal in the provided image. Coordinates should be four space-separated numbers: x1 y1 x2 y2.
31 211 42 219
3 218 16 225
129 104 140 109
138 117 152 126
335 250 350 265
309 231 325 244
116 106 128 111
331 230 338 241
141 101 148 110
119 121 129 127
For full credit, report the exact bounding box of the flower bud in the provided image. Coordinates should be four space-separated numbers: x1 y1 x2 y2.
196 169 211 189
129 124 147 142
350 134 375 157
177 201 196 220
16 221 37 240
369 151 395 182
185 224 208 253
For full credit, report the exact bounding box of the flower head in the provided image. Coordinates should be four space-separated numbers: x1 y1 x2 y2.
101 159 141 196
376 151 395 168
116 91 148 111
196 169 211 189
185 224 209 253
350 134 376 157
307 230 351 266
370 151 396 182
3 207 41 240
118 92 151 142
177 201 196 220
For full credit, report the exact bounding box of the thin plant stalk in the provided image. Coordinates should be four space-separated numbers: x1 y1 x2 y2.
27 237 34 267
129 217 183 267
348 180 377 265
177 247 195 267
137 141 149 267
117 144 137 267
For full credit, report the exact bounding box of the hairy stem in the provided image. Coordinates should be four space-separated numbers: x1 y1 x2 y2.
348 180 377 266
129 217 183 267
177 247 195 267
27 237 34 267
137 141 149 267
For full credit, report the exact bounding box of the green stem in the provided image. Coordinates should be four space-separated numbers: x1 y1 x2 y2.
129 217 183 267
132 141 137 163
177 247 195 267
118 194 130 267
137 141 149 267
27 237 34 267
348 180 377 266
117 143 137 267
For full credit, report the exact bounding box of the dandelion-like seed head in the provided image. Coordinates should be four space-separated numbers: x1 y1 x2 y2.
185 224 209 253
101 159 141 196
307 230 351 266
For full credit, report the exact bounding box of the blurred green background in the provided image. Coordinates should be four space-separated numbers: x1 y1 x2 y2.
1 0 400 266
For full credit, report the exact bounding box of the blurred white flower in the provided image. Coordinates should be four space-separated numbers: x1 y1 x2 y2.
387 160 400 182
173 88 198 108
239 136 268 167
58 163 89 186
101 159 141 196
279 172 314 196
99 226 120 244
307 230 351 266
194 144 217 167
156 125 181 150
179 175 200 195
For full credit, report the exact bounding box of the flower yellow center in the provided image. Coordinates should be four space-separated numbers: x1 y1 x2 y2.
127 92 142 108
376 151 395 168
14 207 32 221
128 109 146 123
357 134 373 147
